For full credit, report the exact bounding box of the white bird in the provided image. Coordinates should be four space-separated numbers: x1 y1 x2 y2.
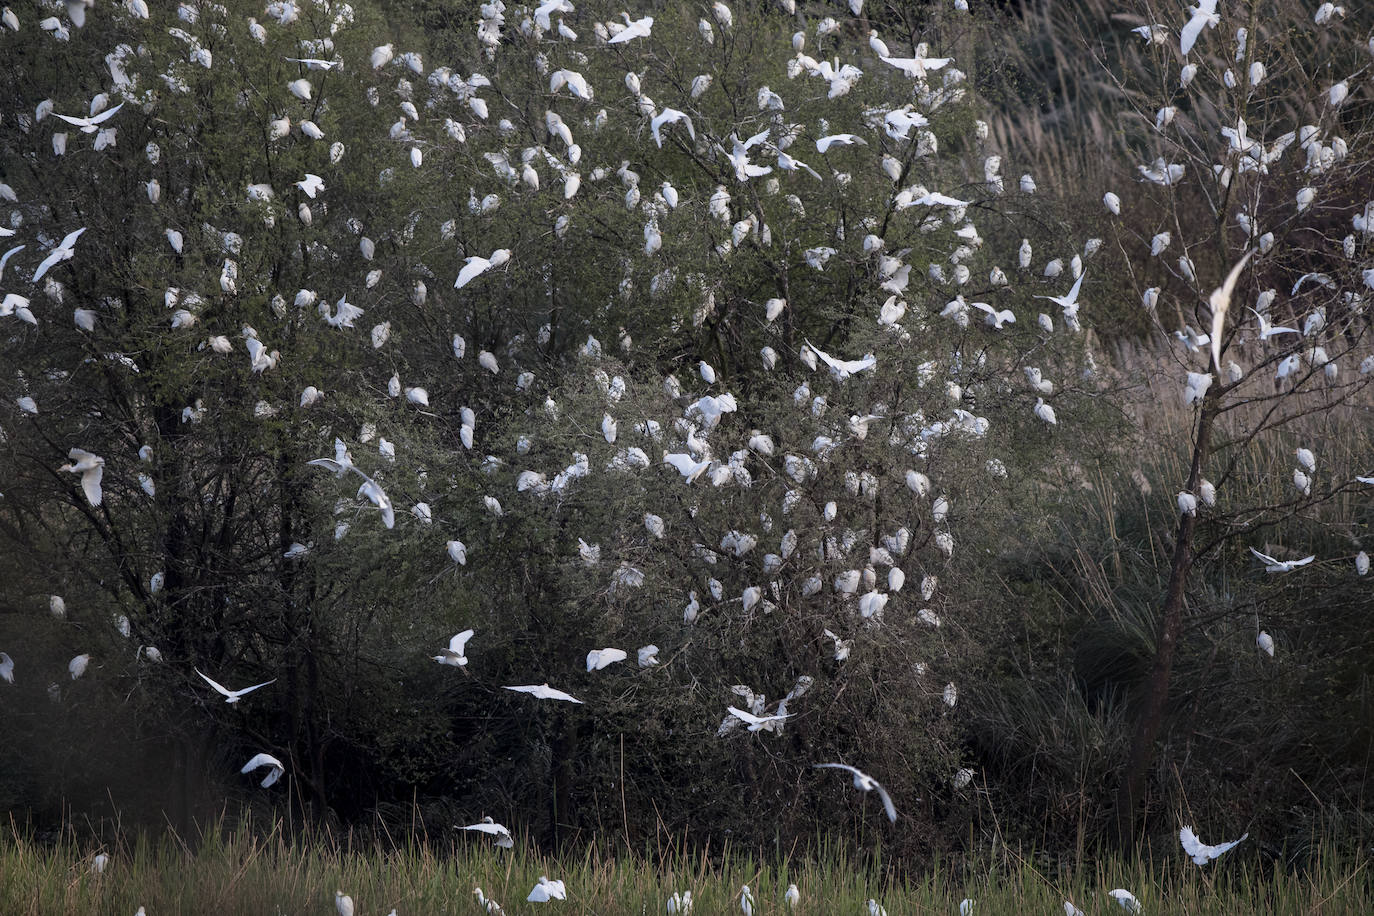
637 645 659 667
527 876 567 903
972 301 1015 329
664 452 710 483
784 884 799 909
1208 249 1255 370
406 387 430 407
241 753 285 787
815 134 867 153
336 891 355 916
813 762 898 822
1179 0 1219 55
0 652 12 684
1248 307 1297 340
59 448 105 506
1034 398 1057 425
52 103 123 134
196 669 276 703
1108 889 1141 913
435 629 474 667
504 683 583 703
32 227 87 283
586 648 628 671
1295 447 1315 472
727 706 791 732
1034 271 1085 318
296 173 325 198
69 653 91 679
1257 631 1275 656
1248 547 1315 573
462 817 514 848
1179 825 1247 864
456 249 512 289
651 108 694 148
607 13 653 43
740 885 755 916
806 342 876 380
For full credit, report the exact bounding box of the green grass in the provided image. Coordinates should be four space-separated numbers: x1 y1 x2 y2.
2 820 1368 915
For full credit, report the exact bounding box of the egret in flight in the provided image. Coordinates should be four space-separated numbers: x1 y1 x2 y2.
813 763 898 822
1179 825 1247 864
196 669 277 703
241 753 285 787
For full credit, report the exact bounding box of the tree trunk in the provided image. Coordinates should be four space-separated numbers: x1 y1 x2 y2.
1112 395 1216 841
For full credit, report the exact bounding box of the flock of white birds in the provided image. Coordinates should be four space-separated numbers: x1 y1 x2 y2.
2 0 1372 910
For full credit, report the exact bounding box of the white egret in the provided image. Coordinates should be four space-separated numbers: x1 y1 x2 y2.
461 816 514 848
1257 631 1275 656
527 876 566 902
196 669 276 703
1108 889 1141 912
1247 307 1296 340
739 885 755 916
1179 0 1219 55
336 891 354 916
435 629 474 667
651 108 694 148
455 249 512 288
32 227 87 283
586 648 627 671
815 134 867 152
53 103 122 134
1248 547 1315 573
1207 249 1255 370
69 653 91 679
813 763 898 822
241 753 285 787
1034 398 1057 425
1179 825 1247 864
607 13 653 43
503 683 583 703
59 448 105 506
726 706 790 732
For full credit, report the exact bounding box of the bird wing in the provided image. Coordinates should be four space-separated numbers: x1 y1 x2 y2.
1179 825 1204 857
81 464 104 506
241 753 282 773
727 705 764 725
1290 555 1315 567
237 678 277 697
449 629 474 653
196 669 234 698
31 248 66 283
873 780 898 822
1248 546 1279 565
0 244 24 282
1208 249 1255 370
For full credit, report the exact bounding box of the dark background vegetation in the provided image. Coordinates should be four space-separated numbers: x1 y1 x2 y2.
1 0 1370 875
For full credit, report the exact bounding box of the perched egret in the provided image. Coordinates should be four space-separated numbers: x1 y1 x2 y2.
69 653 91 679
